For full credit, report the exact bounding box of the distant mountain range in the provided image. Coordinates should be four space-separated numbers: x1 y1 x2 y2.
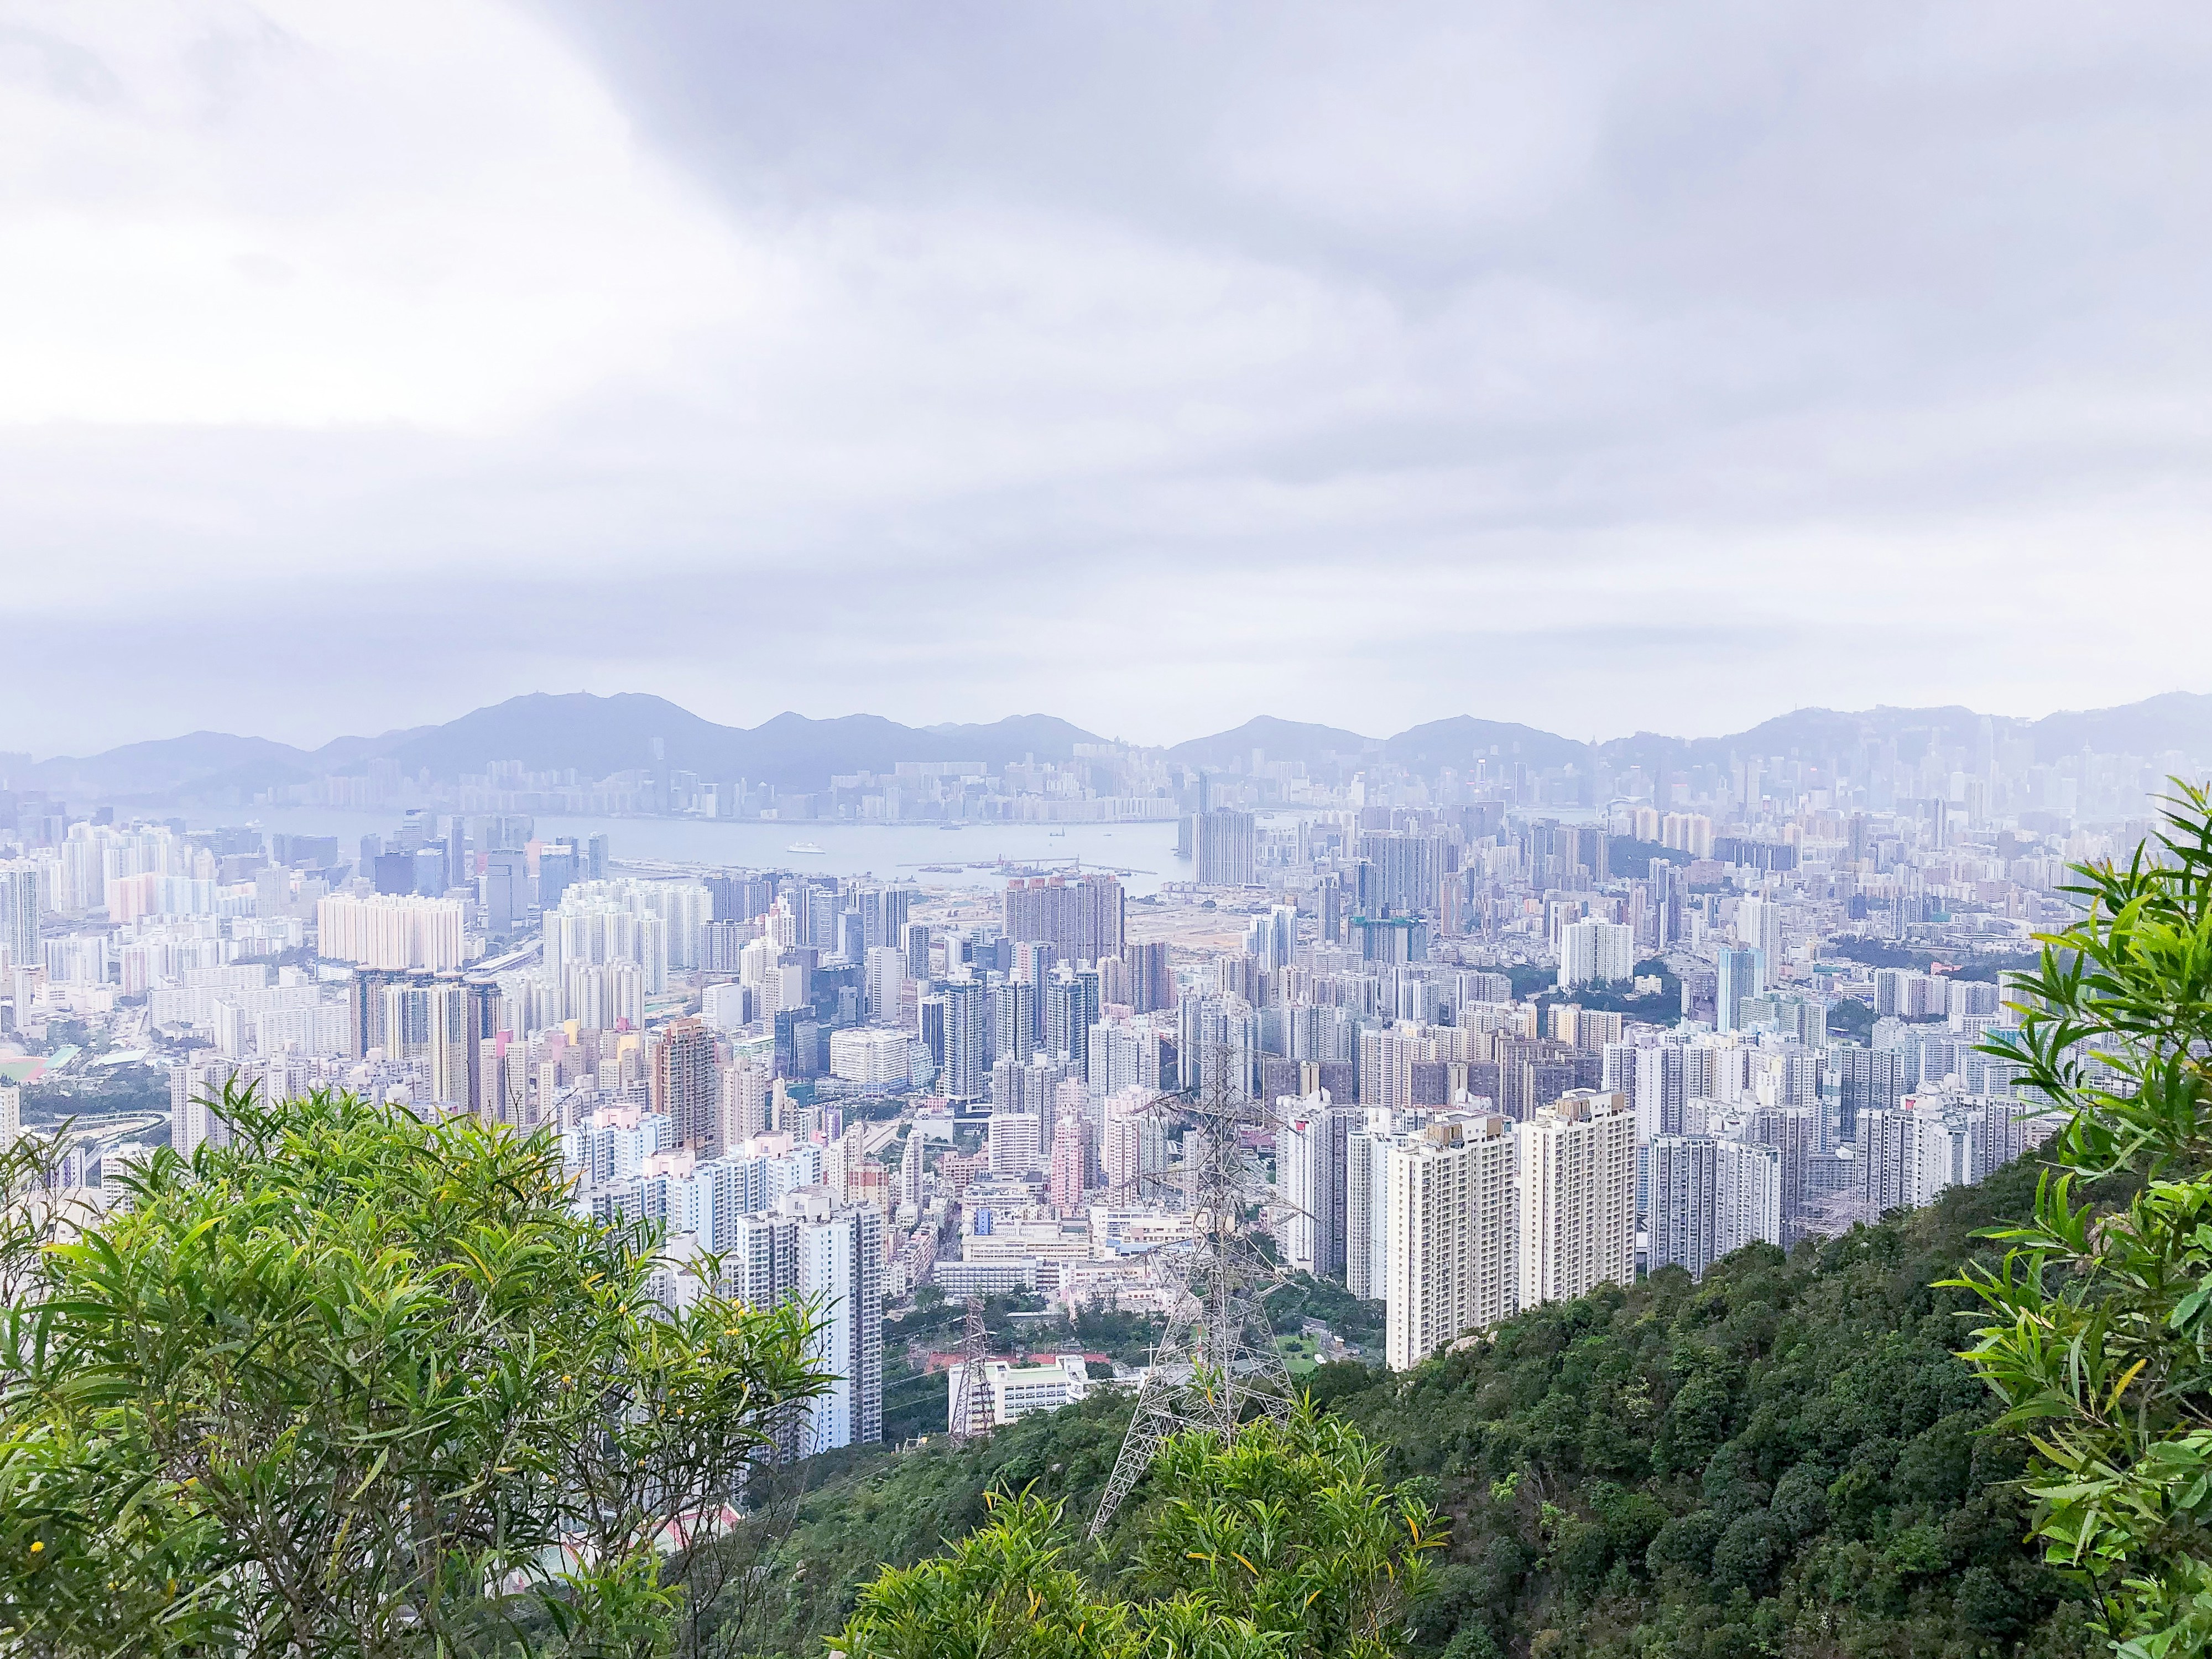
8 689 2212 805
0 696 1121 806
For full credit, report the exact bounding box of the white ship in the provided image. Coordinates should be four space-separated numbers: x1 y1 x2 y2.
786 840 827 854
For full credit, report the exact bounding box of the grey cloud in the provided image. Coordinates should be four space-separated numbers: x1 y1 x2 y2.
0 23 126 103
6 3 2212 752
529 5 2212 309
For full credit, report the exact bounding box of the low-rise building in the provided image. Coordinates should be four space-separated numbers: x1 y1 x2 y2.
944 1353 1094 1430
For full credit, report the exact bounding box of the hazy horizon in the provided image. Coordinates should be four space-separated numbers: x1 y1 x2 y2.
12 684 2212 769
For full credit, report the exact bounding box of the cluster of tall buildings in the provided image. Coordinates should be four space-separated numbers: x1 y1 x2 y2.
1270 1015 2060 1371
561 1103 884 1453
1281 1089 1635 1369
3 707 2178 1457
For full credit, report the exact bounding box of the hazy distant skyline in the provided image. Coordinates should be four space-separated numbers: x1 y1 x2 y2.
7 3 2210 756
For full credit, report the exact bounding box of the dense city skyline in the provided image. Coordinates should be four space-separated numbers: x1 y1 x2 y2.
8 6 2206 1646
0 617 2157 1478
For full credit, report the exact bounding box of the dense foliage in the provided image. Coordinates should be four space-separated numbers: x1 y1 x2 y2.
881 1290 1062 1446
838 1406 1440 1659
17 1062 173 1126
1824 997 1875 1046
1330 1153 2090 1659
772 1157 2094 1659
1950 782 2212 1657
0 1085 830 1658
1268 1270 1386 1359
750 1392 1138 1655
1824 938 2040 982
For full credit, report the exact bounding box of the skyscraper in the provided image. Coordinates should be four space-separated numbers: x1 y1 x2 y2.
1045 969 1100 1069
864 945 907 1025
722 1061 771 1145
1743 1103 1815 1241
723 1209 798 1316
1517 1089 1636 1312
412 843 450 898
318 894 466 972
483 848 528 938
1714 1138 1783 1259
1047 1101 1089 1213
789 1193 883 1452
1354 832 1444 915
1316 873 1345 945
369 975 478 1111
941 979 991 1104
1001 872 1125 963
1736 894 1783 961
478 815 533 854
1832 1044 1903 1140
987 1109 1042 1175
1647 1133 1717 1279
1715 946 1766 1032
1245 904 1297 972
458 975 501 1119
538 843 578 910
1011 939 1058 985
654 1018 721 1152
897 1128 926 1211
858 883 916 951
901 920 935 982
1277 1093 1352 1279
169 1056 248 1159
1350 915 1428 966
1633 1043 1685 1138
1123 940 1173 1013
1099 1085 1164 1205
1557 920 1635 989
992 978 1038 1065
1344 1122 1391 1300
1384 1113 1516 1370
1193 809 1256 887
1178 995 1255 1098
0 862 44 974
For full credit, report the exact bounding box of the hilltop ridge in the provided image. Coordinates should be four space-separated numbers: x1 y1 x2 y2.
12 688 2212 804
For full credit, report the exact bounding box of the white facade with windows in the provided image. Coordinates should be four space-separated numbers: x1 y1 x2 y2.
1557 920 1634 989
829 1026 911 1089
943 1354 1094 1431
1517 1090 1636 1312
1384 1112 1516 1371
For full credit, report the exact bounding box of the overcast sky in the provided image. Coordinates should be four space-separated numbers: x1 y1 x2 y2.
5 2 2210 757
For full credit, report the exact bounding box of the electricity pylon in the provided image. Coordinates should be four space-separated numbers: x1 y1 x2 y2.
1089 1056 1297 1536
948 1295 993 1444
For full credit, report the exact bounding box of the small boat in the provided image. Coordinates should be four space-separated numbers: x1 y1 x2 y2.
1047 830 1067 838
786 841 827 855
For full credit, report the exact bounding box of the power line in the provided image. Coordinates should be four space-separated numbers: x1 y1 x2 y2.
1089 1056 1296 1536
948 1295 994 1445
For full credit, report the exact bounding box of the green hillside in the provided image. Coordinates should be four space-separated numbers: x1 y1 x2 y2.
761 1153 2091 1659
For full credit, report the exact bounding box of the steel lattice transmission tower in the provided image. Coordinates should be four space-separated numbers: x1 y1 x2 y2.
1089 1059 1297 1536
948 1295 993 1444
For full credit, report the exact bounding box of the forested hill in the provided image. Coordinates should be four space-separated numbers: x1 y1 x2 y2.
762 1155 2091 1659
